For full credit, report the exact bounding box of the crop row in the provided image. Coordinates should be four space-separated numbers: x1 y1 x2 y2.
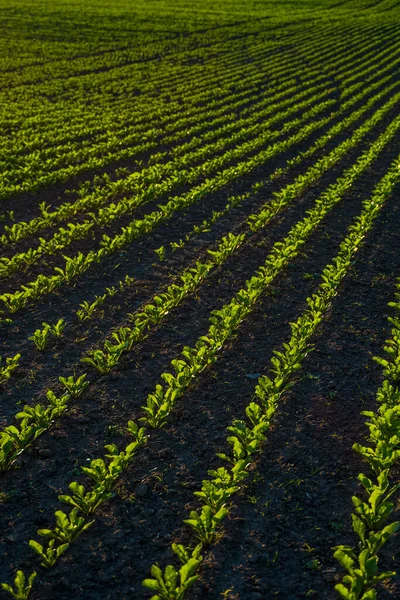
1 102 399 598
2 20 393 243
0 78 337 269
0 20 343 198
0 22 395 203
2 31 399 276
2 77 400 476
2 80 399 318
2 59 393 388
0 98 335 312
334 285 400 598
142 149 400 600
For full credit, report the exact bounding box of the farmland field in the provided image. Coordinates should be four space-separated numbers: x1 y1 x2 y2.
1 0 400 598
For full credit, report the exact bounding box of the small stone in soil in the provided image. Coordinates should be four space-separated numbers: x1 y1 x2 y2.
60 578 70 589
248 554 259 564
98 571 111 584
78 416 91 424
39 448 51 458
5 536 15 544
135 484 148 497
121 566 135 578
158 447 171 458
113 529 125 539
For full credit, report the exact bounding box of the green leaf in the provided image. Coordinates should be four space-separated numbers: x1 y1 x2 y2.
142 579 161 592
334 548 355 573
164 564 177 591
360 590 377 600
334 583 355 599
28 540 44 557
352 513 366 544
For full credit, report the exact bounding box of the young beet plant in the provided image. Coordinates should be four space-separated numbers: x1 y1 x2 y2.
1 571 36 600
29 509 94 567
81 340 128 374
0 391 69 473
0 353 20 385
143 544 202 600
58 373 89 398
0 291 27 313
184 506 228 545
28 319 65 351
59 480 113 516
76 281 124 322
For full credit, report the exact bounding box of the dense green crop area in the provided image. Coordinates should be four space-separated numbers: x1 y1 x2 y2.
0 0 400 598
